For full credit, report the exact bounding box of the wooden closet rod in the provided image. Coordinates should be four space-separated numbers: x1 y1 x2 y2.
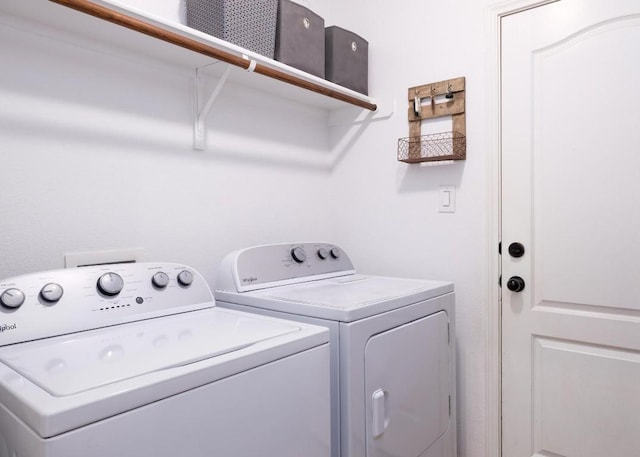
49 0 378 111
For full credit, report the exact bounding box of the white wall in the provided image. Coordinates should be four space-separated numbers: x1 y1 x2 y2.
324 1 492 456
0 2 494 457
0 13 335 284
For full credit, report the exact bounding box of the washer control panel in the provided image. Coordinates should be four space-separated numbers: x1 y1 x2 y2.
0 263 213 346
219 242 355 292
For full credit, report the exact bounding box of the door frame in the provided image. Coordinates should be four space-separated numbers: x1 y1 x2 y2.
485 1 558 456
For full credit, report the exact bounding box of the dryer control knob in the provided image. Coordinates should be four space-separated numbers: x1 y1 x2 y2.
330 247 341 259
152 272 170 289
40 283 64 303
291 247 307 263
97 272 124 296
317 248 329 260
177 270 194 286
0 288 25 309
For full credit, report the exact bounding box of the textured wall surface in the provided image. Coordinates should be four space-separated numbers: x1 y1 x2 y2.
324 1 492 456
0 11 335 284
0 1 494 456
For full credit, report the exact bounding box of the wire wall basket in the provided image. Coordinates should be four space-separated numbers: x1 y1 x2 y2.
397 131 466 163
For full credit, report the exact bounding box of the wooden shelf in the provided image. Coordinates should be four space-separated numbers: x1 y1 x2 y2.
10 0 377 112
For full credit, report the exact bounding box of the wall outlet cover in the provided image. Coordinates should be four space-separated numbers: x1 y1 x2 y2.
64 248 145 268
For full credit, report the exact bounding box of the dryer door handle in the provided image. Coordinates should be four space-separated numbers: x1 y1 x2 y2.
372 388 389 438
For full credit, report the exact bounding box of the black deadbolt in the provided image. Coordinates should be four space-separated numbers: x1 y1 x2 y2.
508 242 525 258
506 276 525 292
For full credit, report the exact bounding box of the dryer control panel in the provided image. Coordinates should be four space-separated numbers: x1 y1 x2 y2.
0 263 213 346
217 242 356 293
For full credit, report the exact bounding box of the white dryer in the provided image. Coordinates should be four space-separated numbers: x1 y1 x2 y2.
0 262 330 457
215 242 456 457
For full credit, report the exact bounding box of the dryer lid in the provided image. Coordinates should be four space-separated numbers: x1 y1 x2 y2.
246 275 453 321
0 308 300 397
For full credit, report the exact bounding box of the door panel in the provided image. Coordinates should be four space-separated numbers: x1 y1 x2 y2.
364 311 450 457
533 18 640 310
532 338 640 457
501 1 640 456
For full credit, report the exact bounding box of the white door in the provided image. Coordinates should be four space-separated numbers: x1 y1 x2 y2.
501 1 640 456
364 311 450 457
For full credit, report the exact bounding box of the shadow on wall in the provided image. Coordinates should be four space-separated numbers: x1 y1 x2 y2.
188 63 380 172
193 79 374 172
1 17 376 173
326 122 372 171
397 160 465 193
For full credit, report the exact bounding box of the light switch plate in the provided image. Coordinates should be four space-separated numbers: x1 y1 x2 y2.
439 186 456 213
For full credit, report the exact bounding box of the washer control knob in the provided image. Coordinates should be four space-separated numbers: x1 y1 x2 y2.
152 272 170 289
177 270 194 286
0 288 25 309
291 247 307 263
97 272 124 296
330 247 341 259
317 248 329 260
40 283 64 303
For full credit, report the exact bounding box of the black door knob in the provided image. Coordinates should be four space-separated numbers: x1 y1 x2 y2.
506 276 525 292
508 242 525 258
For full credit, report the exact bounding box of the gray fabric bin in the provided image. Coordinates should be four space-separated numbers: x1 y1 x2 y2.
325 26 368 95
275 0 325 78
186 0 278 58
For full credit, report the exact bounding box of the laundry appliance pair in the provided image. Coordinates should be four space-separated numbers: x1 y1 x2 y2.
0 242 455 457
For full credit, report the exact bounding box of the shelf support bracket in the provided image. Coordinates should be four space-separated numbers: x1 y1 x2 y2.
194 63 233 151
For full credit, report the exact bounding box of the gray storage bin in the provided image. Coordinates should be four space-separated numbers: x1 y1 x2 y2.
325 26 368 95
275 0 325 78
186 0 278 58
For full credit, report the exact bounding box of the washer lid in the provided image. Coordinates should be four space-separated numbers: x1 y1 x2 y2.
0 308 300 397
242 275 453 321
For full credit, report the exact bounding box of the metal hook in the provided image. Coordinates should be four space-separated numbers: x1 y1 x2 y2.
414 96 421 117
446 83 454 99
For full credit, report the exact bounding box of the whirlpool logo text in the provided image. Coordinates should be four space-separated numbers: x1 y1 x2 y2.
0 323 17 333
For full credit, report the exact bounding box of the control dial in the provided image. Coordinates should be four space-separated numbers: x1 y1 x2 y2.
317 248 329 260
0 288 25 309
177 270 194 286
40 283 64 303
152 272 170 289
291 247 307 263
330 247 341 259
97 272 124 296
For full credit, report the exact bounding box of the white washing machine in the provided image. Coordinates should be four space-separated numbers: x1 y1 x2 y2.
0 262 330 457
215 242 456 457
